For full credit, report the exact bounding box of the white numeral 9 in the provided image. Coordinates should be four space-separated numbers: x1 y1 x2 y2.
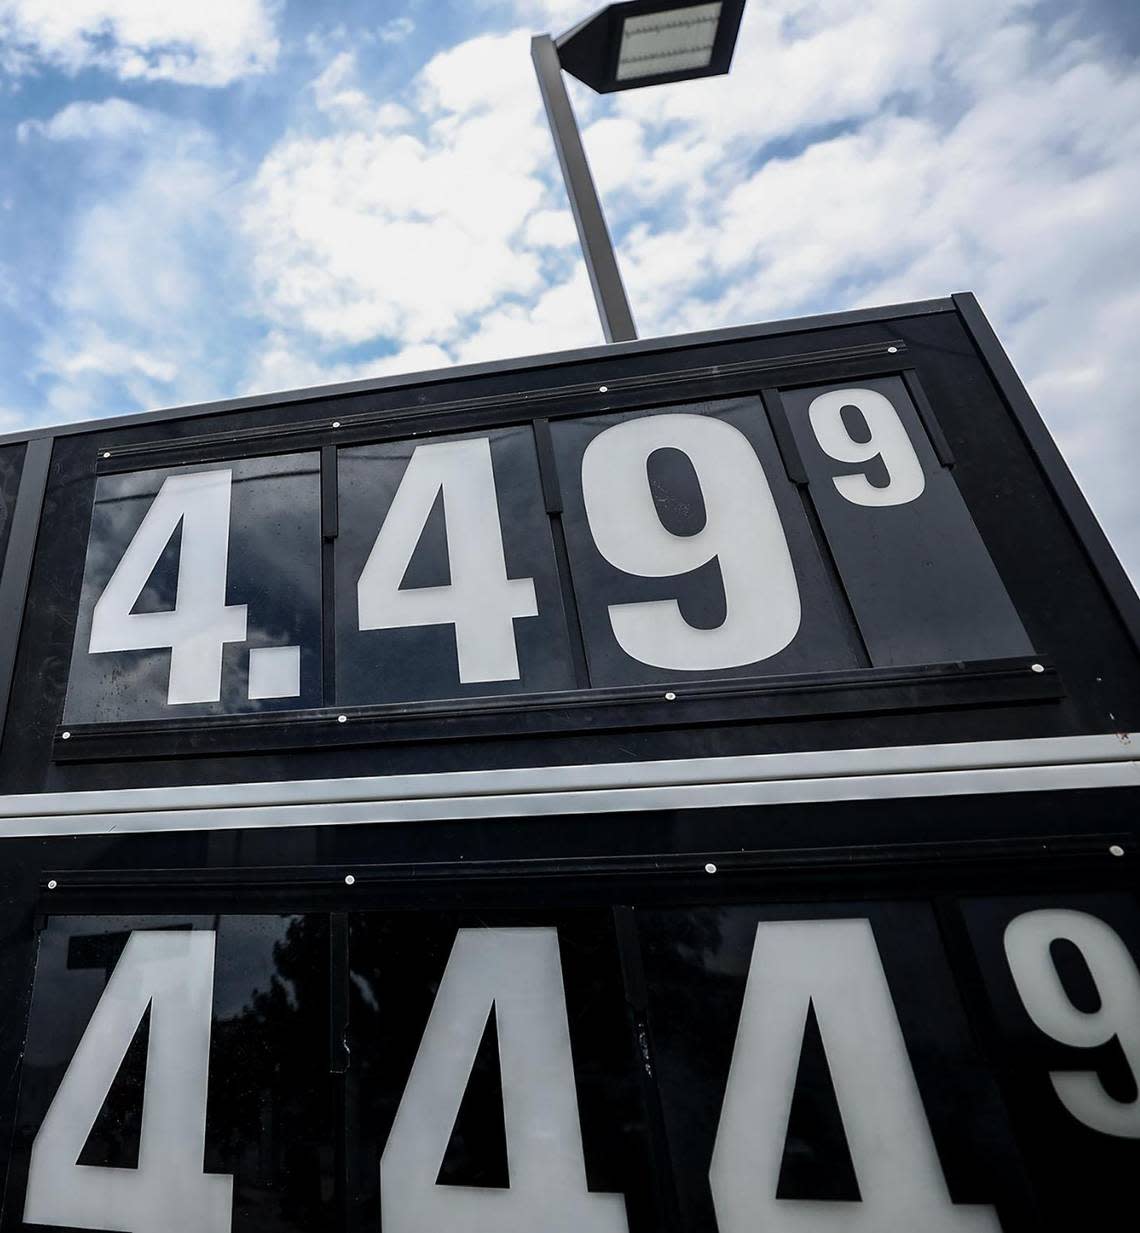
1004 908 1140 1137
580 413 801 671
807 387 925 507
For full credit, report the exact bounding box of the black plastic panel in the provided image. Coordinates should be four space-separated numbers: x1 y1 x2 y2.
344 908 658 1232
0 301 1137 791
5 913 334 1233
0 444 22 576
2 827 1138 1233
639 899 1035 1229
335 426 576 705
959 892 1140 1230
63 454 322 723
549 397 865 687
780 374 1032 666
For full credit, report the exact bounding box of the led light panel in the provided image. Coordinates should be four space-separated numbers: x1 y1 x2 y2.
616 2 723 81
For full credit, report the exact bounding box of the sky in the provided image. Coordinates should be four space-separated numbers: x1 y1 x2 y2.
1 0 1138 580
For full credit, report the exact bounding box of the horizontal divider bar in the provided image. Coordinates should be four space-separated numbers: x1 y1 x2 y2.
0 733 1135 838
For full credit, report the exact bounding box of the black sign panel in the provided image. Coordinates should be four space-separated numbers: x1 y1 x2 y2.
960 892 1140 1230
6 879 1140 1233
6 914 334 1233
640 901 1032 1229
63 454 323 723
343 910 658 1231
0 444 21 577
778 374 1031 666
335 427 577 705
49 371 1045 735
0 294 1136 790
54 381 1032 721
0 297 1136 1233
549 398 864 687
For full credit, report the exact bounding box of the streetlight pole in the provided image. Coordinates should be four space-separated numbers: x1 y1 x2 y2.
532 2 746 346
531 34 638 344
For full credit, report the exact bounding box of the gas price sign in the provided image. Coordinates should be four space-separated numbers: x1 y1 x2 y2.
8 888 1140 1233
60 379 1030 727
0 297 1137 1233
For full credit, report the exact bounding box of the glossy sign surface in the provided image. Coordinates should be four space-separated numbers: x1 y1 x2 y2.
0 444 21 578
9 891 1140 1232
61 387 1028 723
64 454 322 723
336 427 576 705
782 376 1032 666
11 914 333 1233
550 400 863 686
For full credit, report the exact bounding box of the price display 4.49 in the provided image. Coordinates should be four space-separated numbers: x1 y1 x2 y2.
62 383 1032 724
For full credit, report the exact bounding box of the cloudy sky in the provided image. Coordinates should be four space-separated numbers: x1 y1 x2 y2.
1 0 1138 579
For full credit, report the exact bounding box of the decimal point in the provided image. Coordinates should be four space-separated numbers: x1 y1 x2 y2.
248 645 302 700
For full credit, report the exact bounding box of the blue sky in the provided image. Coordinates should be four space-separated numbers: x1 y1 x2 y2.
2 0 1139 579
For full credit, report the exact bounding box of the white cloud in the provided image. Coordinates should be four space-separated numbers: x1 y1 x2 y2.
0 404 33 432
243 330 453 398
243 35 592 357
0 0 281 85
17 97 158 142
19 116 254 419
470 0 586 32
453 264 600 363
378 16 415 44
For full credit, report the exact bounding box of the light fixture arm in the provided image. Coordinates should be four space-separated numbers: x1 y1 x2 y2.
531 33 638 343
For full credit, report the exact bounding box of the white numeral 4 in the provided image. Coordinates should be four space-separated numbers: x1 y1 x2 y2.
381 927 628 1233
711 919 998 1232
24 930 232 1233
357 438 537 683
90 470 247 704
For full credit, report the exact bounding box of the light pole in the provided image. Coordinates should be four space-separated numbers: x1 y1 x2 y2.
531 1 746 343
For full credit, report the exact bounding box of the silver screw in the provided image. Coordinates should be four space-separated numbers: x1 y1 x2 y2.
664 691 676 701
337 714 348 723
47 879 57 890
887 346 899 354
332 420 341 428
102 451 111 459
598 385 608 393
704 862 718 874
1110 844 1125 857
1031 663 1045 674
344 874 356 885
61 731 71 740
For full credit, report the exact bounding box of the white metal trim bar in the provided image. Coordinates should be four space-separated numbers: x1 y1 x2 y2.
0 733 1134 838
